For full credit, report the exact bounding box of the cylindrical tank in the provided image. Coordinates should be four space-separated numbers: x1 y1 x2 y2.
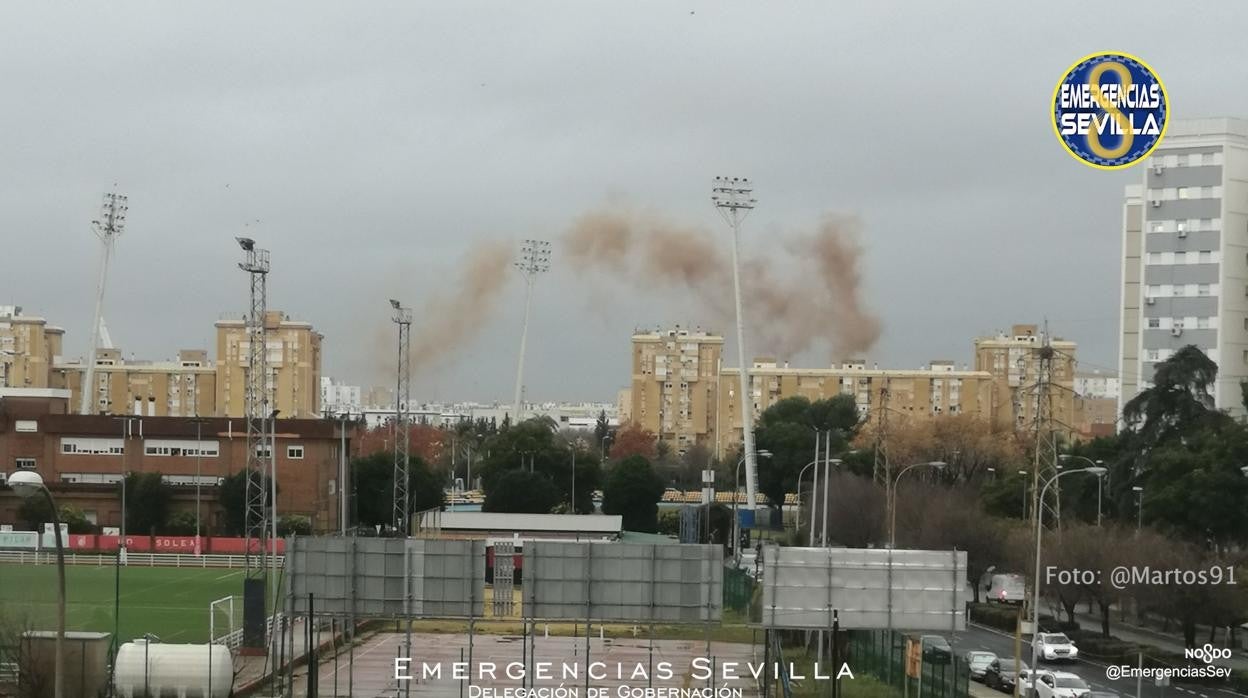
113 639 232 698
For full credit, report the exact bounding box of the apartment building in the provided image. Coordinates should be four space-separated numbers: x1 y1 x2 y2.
53 349 217 417
716 359 995 455
0 391 348 532
973 324 1078 432
0 306 64 389
628 327 724 452
215 311 323 418
1119 117 1248 417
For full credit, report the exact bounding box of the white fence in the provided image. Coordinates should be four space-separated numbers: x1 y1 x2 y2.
0 551 284 568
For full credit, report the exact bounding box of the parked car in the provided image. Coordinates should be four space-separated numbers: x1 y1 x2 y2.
964 651 998 682
1033 632 1079 662
1087 691 1119 698
919 635 952 663
983 657 1030 693
981 572 1027 605
1034 671 1091 698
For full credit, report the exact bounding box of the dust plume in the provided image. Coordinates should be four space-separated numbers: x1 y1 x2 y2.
563 209 881 359
406 240 513 373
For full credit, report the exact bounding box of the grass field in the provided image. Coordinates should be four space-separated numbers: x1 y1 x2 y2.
0 563 255 643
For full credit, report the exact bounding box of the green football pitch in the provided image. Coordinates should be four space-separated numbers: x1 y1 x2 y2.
0 563 272 644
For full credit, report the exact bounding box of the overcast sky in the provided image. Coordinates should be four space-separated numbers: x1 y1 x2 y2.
3 2 1246 404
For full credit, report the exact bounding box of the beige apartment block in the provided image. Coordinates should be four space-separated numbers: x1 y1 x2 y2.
629 327 724 452
53 349 217 417
0 306 64 389
215 311 322 418
973 324 1078 433
715 359 995 456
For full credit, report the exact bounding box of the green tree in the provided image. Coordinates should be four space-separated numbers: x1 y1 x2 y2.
124 472 172 536
218 470 276 536
602 455 665 532
1134 423 1248 545
163 511 200 535
277 515 313 536
1122 344 1219 448
16 499 97 534
478 417 602 513
754 395 860 509
594 410 611 449
350 452 445 529
483 470 562 513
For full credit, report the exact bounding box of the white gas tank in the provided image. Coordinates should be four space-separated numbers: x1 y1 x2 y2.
113 639 232 698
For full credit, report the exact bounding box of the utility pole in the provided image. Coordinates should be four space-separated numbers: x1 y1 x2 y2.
1031 323 1062 530
81 191 128 415
236 236 270 653
512 239 551 424
390 299 412 536
712 176 760 509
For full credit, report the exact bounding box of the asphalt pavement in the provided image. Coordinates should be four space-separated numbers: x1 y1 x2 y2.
946 623 1245 698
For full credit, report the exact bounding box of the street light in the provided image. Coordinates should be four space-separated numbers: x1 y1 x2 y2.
1058 455 1106 526
1030 466 1107 693
8 470 66 698
1018 470 1028 519
889 461 946 548
732 450 772 565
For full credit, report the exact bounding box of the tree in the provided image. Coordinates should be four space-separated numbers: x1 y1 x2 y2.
163 511 199 535
608 422 658 461
482 470 562 514
277 515 313 536
218 470 276 536
678 444 713 489
602 455 666 532
1122 344 1220 448
594 410 611 449
355 420 444 463
754 395 861 510
1046 524 1135 636
350 452 445 529
1132 422 1248 545
857 414 1023 485
124 472 172 536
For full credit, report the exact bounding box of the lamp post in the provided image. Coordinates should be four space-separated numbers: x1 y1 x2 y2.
339 412 349 534
1030 466 1107 694
190 417 208 553
1058 455 1105 526
888 461 946 548
1132 485 1144 532
8 471 66 698
732 450 771 565
1017 470 1028 519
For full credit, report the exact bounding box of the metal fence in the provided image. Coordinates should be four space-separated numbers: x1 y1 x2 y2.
724 564 756 612
849 629 969 698
0 551 281 568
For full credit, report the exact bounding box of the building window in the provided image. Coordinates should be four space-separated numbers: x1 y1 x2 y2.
287 445 304 460
15 420 37 433
1146 349 1160 362
1174 251 1186 264
1198 284 1211 297
15 458 35 470
61 438 124 455
1177 187 1191 200
1173 285 1185 297
1147 318 1160 329
1198 317 1210 329
1199 251 1212 263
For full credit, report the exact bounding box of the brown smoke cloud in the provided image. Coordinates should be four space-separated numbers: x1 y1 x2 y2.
562 209 881 359
406 240 513 373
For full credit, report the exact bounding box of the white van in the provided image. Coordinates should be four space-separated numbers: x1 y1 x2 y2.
982 572 1026 605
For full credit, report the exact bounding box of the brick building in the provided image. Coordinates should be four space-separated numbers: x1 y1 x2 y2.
0 390 349 533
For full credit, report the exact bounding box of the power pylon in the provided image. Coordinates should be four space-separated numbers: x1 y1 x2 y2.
390 299 412 535
873 383 891 487
1029 325 1063 529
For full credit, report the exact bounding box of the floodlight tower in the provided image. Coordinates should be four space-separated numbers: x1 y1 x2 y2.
511 239 551 424
712 177 761 509
80 192 128 415
390 299 413 535
236 236 271 652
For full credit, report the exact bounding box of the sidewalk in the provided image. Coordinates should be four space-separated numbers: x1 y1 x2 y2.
1070 611 1248 672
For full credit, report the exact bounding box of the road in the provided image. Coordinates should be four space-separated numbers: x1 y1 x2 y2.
947 623 1243 698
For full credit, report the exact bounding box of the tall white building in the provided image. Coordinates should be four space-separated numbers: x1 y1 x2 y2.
320 376 362 417
1119 117 1248 418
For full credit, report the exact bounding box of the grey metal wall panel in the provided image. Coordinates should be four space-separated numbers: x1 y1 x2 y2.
1142 328 1217 349
1144 231 1220 253
1143 264 1219 285
1147 166 1223 188
1142 297 1219 318
1147 199 1221 221
761 547 967 631
287 536 485 618
523 542 721 623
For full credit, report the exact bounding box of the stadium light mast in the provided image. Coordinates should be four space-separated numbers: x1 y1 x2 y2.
236 236 271 653
511 239 551 424
80 191 128 415
390 299 413 535
712 177 760 510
